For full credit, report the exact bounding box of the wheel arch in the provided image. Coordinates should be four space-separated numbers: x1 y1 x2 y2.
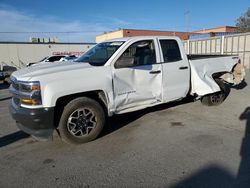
212 71 228 79
54 90 109 128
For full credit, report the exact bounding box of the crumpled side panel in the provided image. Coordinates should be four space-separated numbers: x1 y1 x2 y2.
219 62 246 85
189 63 221 96
189 56 240 96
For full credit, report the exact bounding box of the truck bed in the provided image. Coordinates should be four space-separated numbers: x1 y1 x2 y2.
187 54 233 60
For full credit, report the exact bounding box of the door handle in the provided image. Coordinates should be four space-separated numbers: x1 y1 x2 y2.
179 66 188 70
149 70 161 74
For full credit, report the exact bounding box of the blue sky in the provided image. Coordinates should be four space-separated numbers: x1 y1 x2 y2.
0 0 249 42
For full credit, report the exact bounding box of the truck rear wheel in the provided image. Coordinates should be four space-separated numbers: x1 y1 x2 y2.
201 92 226 106
201 79 226 106
58 97 105 144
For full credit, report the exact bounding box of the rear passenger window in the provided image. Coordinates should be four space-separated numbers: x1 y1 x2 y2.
160 40 182 62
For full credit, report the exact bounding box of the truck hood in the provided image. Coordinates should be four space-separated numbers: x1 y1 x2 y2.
12 61 92 81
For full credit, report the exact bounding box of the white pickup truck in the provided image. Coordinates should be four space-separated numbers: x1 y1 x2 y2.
9 36 245 144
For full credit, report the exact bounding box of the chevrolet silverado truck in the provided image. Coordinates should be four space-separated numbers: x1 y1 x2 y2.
9 36 245 144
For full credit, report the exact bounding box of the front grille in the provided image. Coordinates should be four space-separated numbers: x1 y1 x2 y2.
12 81 19 90
10 77 20 106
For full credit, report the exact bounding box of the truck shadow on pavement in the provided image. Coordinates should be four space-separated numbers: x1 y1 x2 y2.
169 107 250 188
102 81 246 138
0 131 29 148
231 79 248 90
101 96 194 137
100 81 249 188
0 96 11 101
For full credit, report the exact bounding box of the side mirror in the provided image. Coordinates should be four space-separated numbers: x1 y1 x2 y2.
115 56 134 68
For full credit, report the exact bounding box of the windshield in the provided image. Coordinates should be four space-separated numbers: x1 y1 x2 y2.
75 41 124 66
64 56 77 60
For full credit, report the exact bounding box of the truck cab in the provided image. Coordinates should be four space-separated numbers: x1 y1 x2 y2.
107 36 190 113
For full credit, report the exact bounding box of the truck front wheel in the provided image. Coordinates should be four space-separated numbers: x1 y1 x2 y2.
58 97 105 144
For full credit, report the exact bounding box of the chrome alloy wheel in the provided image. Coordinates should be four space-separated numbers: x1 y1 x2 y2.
67 108 97 137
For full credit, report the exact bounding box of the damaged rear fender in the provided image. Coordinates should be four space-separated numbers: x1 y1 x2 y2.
219 63 246 85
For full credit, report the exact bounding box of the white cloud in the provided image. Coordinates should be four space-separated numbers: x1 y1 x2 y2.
96 16 131 26
0 4 130 42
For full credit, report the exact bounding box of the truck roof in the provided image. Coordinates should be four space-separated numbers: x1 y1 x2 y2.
104 36 181 42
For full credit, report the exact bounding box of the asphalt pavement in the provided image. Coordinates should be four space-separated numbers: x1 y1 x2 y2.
0 70 250 188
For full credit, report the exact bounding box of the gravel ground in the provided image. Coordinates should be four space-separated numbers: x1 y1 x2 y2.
0 70 249 188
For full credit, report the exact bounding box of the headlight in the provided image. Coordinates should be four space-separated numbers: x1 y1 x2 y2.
10 78 42 106
19 81 42 105
19 81 40 92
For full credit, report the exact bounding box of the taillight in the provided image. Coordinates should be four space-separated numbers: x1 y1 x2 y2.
232 56 241 64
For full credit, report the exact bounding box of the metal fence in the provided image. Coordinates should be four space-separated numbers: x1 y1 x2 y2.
183 32 250 68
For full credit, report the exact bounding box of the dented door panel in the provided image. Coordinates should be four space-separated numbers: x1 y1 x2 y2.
112 39 163 112
113 64 162 112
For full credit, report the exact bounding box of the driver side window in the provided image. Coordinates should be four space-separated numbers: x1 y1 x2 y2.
115 40 156 68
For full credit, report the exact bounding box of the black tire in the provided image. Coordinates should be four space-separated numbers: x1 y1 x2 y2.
201 79 226 106
58 97 105 144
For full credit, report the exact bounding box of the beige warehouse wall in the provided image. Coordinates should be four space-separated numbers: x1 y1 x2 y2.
0 42 95 68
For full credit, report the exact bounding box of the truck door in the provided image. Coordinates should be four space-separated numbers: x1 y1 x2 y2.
158 39 190 102
112 39 162 112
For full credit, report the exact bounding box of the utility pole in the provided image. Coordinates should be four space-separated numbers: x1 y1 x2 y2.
184 10 190 33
